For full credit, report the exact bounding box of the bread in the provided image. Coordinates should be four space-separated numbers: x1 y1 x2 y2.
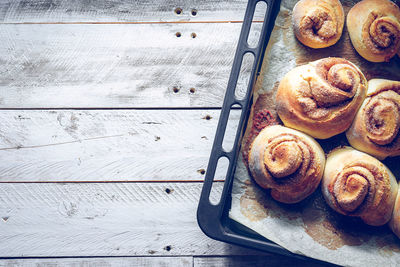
390 183 400 238
322 147 398 226
292 0 344 48
346 79 400 160
347 0 400 62
275 57 367 139
248 125 325 204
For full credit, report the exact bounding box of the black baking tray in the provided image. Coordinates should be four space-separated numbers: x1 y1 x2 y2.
196 0 333 264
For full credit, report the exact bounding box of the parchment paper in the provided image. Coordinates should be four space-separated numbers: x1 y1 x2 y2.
229 1 400 266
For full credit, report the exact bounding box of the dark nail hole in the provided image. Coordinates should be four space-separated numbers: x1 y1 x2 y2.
174 8 182 15
175 32 181 38
191 32 197 38
164 245 172 251
198 169 206 175
189 87 195 93
204 115 211 120
191 9 197 16
173 87 180 93
165 188 172 194
155 136 161 141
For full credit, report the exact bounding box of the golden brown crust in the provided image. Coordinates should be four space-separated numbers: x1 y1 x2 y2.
390 184 400 238
346 79 400 159
276 57 367 139
347 0 400 62
292 0 344 48
248 125 325 204
322 147 398 226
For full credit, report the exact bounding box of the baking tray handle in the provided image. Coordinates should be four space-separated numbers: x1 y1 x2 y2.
197 0 282 251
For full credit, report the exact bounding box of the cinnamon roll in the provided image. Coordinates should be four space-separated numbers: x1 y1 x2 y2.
390 183 400 238
347 0 400 62
276 57 367 139
346 79 400 160
248 125 325 204
322 147 398 226
292 0 345 48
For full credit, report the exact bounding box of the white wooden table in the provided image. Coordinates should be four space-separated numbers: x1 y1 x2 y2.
0 1 324 266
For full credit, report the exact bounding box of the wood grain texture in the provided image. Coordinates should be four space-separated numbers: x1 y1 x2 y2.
193 256 329 267
0 0 266 23
0 255 329 267
1 257 192 267
0 0 273 262
0 182 266 257
0 109 240 182
0 23 256 108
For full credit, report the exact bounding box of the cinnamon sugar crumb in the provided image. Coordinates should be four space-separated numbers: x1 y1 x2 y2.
242 109 278 164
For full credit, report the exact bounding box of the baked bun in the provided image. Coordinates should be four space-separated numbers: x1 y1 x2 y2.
276 57 367 139
347 0 400 62
322 147 398 226
292 0 344 48
346 79 400 160
248 125 325 204
390 183 400 238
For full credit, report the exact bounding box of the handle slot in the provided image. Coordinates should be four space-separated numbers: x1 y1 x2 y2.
248 1 268 48
222 107 242 153
234 52 255 101
209 156 230 205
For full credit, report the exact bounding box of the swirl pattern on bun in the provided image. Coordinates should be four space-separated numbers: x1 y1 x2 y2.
248 125 325 204
346 79 400 160
322 147 398 226
347 0 400 62
292 0 345 48
276 57 367 139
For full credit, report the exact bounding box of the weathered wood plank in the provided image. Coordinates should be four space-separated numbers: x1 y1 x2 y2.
0 23 254 108
0 109 240 182
0 182 266 257
0 255 328 267
1 257 192 267
0 0 266 23
194 256 329 267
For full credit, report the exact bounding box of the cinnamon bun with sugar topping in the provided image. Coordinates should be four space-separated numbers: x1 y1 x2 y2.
276 57 367 139
248 125 325 204
322 147 398 226
347 0 400 62
346 79 400 159
292 0 345 48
